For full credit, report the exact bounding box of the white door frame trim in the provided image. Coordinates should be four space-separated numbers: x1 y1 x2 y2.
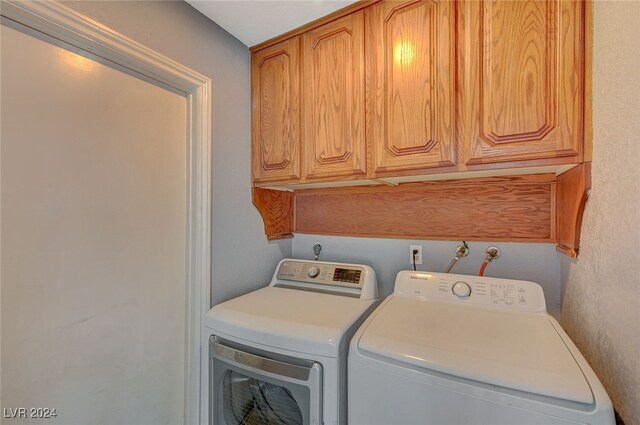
0 2 212 424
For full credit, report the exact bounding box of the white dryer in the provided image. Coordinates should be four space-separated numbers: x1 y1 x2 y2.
202 259 379 425
349 271 614 425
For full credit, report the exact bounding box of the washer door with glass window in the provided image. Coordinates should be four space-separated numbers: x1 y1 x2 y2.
210 337 323 425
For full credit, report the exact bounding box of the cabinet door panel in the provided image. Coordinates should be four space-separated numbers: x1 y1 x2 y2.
459 0 584 165
371 0 455 174
303 12 366 179
252 37 300 183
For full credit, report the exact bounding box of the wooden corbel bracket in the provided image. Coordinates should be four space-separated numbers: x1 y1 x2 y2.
252 187 294 240
555 163 591 257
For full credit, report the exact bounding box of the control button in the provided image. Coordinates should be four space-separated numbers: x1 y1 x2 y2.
452 281 472 299
307 266 320 278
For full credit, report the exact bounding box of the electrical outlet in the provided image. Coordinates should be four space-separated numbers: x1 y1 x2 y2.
409 245 423 265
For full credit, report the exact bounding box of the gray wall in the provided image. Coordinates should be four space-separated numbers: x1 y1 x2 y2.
292 235 562 317
561 2 640 423
63 0 291 305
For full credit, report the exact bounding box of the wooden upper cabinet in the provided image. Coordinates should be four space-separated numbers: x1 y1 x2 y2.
250 0 588 187
251 37 301 184
458 0 585 166
369 0 456 175
302 12 367 180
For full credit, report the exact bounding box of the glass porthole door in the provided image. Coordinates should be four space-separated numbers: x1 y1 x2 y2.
210 337 323 425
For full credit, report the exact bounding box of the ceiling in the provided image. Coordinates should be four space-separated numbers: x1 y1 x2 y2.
186 0 359 47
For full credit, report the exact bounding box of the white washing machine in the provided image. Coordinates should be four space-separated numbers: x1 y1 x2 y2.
201 258 379 425
349 271 614 425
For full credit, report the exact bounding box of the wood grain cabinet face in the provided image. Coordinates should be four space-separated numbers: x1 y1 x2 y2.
302 12 367 180
458 0 584 165
369 0 456 174
251 37 301 183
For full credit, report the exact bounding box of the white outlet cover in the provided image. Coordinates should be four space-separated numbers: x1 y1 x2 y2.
410 245 423 265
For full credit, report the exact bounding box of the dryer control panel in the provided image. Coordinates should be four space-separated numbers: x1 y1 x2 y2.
394 271 546 312
272 259 379 300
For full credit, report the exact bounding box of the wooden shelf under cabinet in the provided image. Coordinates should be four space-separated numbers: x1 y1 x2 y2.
252 164 591 257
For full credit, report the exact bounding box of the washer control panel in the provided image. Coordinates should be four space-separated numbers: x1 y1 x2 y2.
394 271 546 312
273 259 378 300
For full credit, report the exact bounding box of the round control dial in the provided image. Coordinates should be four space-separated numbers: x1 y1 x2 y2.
307 266 320 278
452 281 471 299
